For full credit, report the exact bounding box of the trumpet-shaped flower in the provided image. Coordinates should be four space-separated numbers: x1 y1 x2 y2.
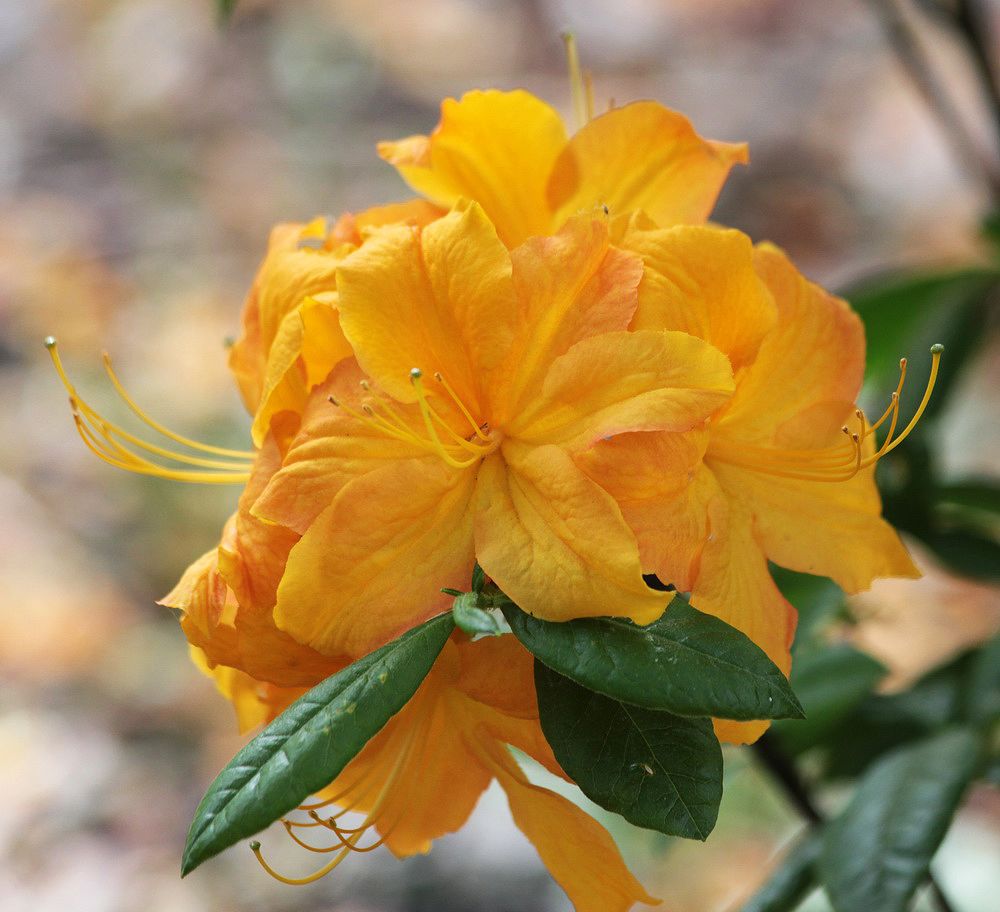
580 219 923 742
378 85 746 249
255 200 734 658
201 634 658 912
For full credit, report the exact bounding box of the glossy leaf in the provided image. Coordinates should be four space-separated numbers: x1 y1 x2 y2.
534 661 723 840
501 595 803 721
740 834 822 912
181 613 455 875
820 728 982 912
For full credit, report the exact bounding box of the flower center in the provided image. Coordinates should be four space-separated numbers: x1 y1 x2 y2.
707 345 943 482
45 337 254 484
329 368 501 470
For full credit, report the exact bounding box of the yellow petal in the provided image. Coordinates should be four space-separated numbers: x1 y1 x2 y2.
624 222 777 371
229 220 348 413
335 201 514 415
474 446 666 625
496 215 642 422
378 90 568 247
482 739 660 912
547 101 747 229
274 458 477 658
253 361 426 535
510 329 734 449
712 460 919 593
717 243 865 445
578 434 713 593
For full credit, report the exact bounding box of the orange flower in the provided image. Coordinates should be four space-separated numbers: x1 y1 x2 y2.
212 634 657 912
580 219 926 742
255 201 734 659
377 69 746 248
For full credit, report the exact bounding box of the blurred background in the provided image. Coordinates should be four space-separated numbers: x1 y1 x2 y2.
0 0 998 910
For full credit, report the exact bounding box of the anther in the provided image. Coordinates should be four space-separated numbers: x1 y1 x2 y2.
328 395 339 406
250 841 261 851
43 335 57 350
930 343 945 355
410 368 423 381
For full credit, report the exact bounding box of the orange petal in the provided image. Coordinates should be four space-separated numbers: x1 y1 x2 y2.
712 460 919 594
624 222 777 371
474 446 666 625
579 434 713 593
547 100 747 229
481 739 660 912
335 201 515 415
510 329 733 449
717 243 865 445
378 90 568 247
253 361 427 535
495 215 642 422
274 458 477 658
229 220 350 413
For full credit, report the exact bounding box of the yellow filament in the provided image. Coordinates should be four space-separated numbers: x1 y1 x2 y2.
101 353 254 458
46 338 252 485
433 372 489 441
256 700 430 882
562 33 589 130
708 346 941 482
409 371 480 469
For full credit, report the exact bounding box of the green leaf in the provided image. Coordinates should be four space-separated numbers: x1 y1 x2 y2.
501 596 803 721
936 478 1000 519
181 613 454 876
216 0 237 21
917 528 1000 582
772 644 886 756
452 592 504 636
740 834 822 912
964 633 1000 724
772 567 845 647
534 661 723 840
820 727 982 912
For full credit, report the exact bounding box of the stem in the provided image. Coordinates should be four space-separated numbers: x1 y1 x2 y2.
867 0 1000 201
752 733 959 912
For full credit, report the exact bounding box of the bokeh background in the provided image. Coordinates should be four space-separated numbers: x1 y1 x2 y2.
1 1 998 910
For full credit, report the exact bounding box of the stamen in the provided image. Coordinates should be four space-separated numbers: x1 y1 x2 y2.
45 338 252 485
707 346 943 482
433 372 489 441
251 838 356 885
561 32 590 130
409 370 480 469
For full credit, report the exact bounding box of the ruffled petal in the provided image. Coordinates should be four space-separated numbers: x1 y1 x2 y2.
716 243 865 445
712 461 918 593
335 201 515 417
229 220 351 413
547 100 747 229
510 329 733 449
474 445 666 625
274 458 477 658
623 222 777 371
378 90 568 247
253 361 428 535
495 215 642 423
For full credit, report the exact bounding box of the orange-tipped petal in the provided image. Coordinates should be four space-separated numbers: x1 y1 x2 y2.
378 90 568 247
474 446 666 625
547 100 747 229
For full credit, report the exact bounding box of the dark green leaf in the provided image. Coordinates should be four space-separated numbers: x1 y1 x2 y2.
740 834 822 912
820 727 982 912
501 596 803 721
936 479 1000 519
963 633 1000 724
773 644 886 756
772 567 845 647
452 592 504 636
534 661 723 840
181 613 454 876
917 528 1000 581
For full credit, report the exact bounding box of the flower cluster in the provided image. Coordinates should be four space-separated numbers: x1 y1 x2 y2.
50 50 934 911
